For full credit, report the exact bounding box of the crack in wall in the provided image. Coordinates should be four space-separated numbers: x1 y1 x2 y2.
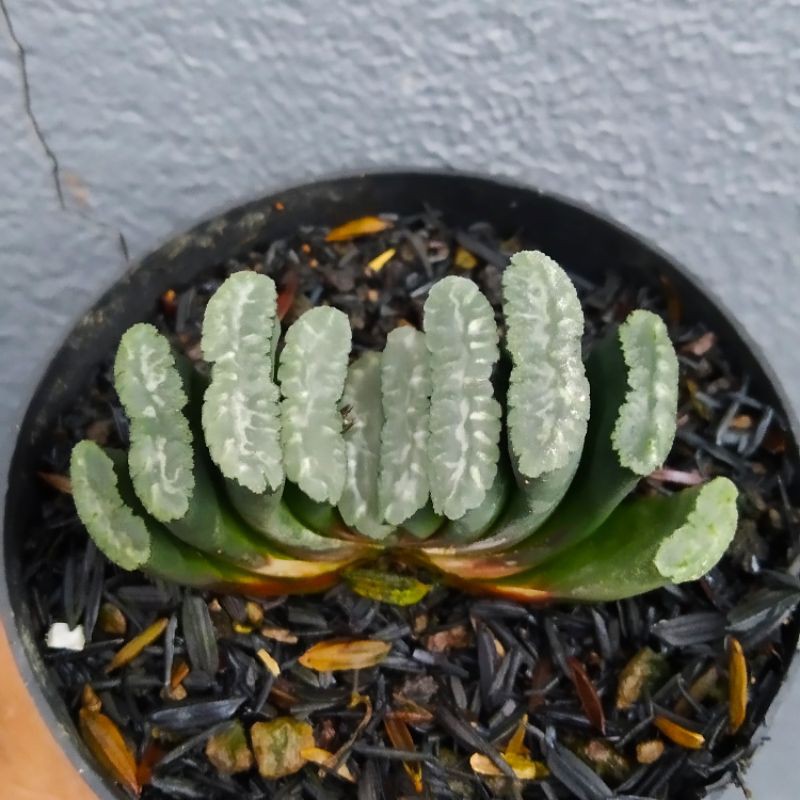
1 0 130 263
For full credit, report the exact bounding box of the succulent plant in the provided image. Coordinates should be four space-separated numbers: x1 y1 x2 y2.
70 250 739 604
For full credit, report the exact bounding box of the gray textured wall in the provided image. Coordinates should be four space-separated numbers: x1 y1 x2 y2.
1 1 799 796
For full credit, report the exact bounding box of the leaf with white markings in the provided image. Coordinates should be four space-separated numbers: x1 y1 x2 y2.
379 327 432 525
70 441 151 570
114 323 194 521
503 251 589 479
339 352 394 539
612 310 679 475
424 277 501 519
278 307 351 504
439 251 590 553
201 271 283 494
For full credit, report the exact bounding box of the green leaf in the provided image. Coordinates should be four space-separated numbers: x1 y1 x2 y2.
114 323 194 522
424 277 501 519
339 352 395 539
278 306 351 503
241 490 361 557
280 481 338 535
70 440 151 570
423 309 680 578
435 456 513 544
165 445 288 570
503 251 589 479
128 450 347 593
202 271 283 494
398 501 444 540
379 327 432 525
653 477 739 582
612 310 679 475
434 252 589 555
487 478 739 602
438 447 582 555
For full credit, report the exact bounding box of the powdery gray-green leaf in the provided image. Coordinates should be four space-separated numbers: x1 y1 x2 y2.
379 327 432 525
654 477 739 583
278 306 351 503
202 270 278 362
424 277 501 520
612 310 679 475
503 251 589 479
114 323 193 522
339 352 394 539
70 440 151 570
201 271 283 494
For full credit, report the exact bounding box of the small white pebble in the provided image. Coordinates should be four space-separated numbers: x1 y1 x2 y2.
46 622 85 651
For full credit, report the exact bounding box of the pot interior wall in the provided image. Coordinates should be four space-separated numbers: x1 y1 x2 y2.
3 171 798 798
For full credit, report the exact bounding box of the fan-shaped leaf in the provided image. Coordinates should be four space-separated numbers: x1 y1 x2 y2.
612 309 679 475
70 441 151 570
202 271 283 494
379 327 432 525
114 323 194 521
425 309 680 578
503 251 589 479
488 478 738 602
437 457 513 544
654 477 739 582
278 306 351 503
424 277 501 519
339 352 394 539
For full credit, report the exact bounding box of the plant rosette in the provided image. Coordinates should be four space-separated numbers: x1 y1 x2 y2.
3 173 798 800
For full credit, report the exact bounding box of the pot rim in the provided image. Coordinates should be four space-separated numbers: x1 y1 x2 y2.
2 167 798 799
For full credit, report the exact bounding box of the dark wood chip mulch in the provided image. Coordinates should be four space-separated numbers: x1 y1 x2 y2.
25 208 800 799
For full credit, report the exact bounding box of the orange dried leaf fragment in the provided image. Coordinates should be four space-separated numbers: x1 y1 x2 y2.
728 637 748 733
388 695 434 725
454 245 479 270
205 722 254 776
581 739 630 782
674 664 721 717
38 471 72 494
326 216 392 242
257 647 281 677
343 568 431 606
160 288 177 315
276 272 299 320
681 331 717 357
653 716 705 750
298 638 391 672
469 752 549 780
384 717 423 792
170 659 190 689
261 625 299 644
79 707 140 796
367 247 396 272
106 617 169 673
616 647 667 710
251 717 314 778
300 747 357 782
99 602 127 636
82 683 102 713
136 740 165 787
636 739 665 764
504 713 530 757
424 623 471 653
568 656 606 734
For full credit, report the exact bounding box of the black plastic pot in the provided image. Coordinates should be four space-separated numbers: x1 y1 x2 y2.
2 171 798 799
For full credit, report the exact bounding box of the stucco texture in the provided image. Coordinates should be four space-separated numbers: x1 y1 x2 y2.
1 1 799 797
